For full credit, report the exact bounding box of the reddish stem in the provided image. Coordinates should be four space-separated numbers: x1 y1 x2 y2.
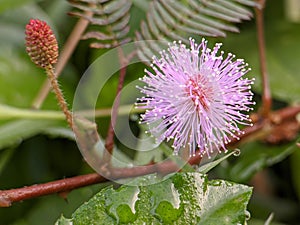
255 0 272 117
103 48 131 165
271 105 300 124
1 105 299 207
0 174 106 207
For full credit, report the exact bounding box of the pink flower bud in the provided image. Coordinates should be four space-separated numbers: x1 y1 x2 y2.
25 19 58 68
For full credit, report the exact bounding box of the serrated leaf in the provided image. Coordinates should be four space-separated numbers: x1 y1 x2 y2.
55 216 73 225
59 172 252 225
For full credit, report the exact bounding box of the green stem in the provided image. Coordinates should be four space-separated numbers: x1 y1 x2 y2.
0 104 145 120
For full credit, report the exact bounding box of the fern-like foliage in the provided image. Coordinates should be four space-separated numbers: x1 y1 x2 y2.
68 0 259 59
136 0 259 61
68 0 132 48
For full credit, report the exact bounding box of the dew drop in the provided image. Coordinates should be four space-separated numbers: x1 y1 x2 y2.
245 210 251 220
233 148 241 156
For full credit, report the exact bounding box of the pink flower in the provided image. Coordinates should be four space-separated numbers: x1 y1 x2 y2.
25 19 58 68
136 38 255 157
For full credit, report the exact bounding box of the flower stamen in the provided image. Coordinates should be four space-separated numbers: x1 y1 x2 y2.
186 77 210 111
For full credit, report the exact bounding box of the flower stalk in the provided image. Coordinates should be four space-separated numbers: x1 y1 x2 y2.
255 0 271 118
25 19 73 129
45 65 73 128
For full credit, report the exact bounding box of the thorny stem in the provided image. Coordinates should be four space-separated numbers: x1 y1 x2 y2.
255 0 272 118
1 105 299 207
46 65 73 128
31 10 93 109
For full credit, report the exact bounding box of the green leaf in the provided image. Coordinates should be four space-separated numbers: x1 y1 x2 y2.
132 0 150 11
58 172 252 224
0 119 64 150
55 216 73 225
198 149 240 174
218 139 299 183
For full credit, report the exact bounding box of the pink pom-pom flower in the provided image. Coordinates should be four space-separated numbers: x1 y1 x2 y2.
136 38 255 157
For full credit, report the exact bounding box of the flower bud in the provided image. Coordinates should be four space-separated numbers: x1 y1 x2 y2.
25 19 58 68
